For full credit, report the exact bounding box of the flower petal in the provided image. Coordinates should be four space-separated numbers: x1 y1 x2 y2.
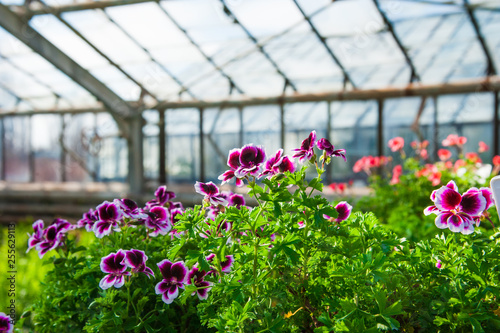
99 274 117 290
435 212 452 229
460 190 486 216
334 201 352 222
434 187 462 211
447 214 466 233
155 280 170 294
157 259 173 280
171 262 188 283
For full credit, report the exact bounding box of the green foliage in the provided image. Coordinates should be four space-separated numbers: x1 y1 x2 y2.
23 140 500 332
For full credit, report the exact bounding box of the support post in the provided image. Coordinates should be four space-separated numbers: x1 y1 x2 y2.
199 108 205 182
432 96 439 162
494 92 499 156
377 99 384 158
280 102 285 151
1 119 5 180
159 109 166 185
239 107 244 147
326 102 332 184
127 114 144 196
60 114 66 182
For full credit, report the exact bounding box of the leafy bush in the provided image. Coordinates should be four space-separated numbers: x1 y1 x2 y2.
355 136 499 241
23 132 500 332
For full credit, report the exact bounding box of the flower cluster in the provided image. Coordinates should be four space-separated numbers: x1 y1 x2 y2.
99 249 154 290
353 155 390 175
219 132 346 187
424 181 493 234
27 219 73 258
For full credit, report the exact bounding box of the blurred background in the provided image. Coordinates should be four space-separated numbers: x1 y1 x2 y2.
0 0 499 221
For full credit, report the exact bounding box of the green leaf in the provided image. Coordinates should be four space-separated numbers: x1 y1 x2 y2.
470 318 485 333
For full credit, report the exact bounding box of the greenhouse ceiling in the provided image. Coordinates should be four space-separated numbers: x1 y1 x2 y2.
0 0 499 116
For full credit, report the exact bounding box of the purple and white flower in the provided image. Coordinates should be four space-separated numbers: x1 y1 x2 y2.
0 312 13 333
424 180 487 234
220 255 234 274
77 209 99 232
99 250 131 290
293 131 317 163
228 193 246 208
144 206 172 237
316 138 346 162
114 198 147 219
155 260 188 304
260 149 296 177
187 267 213 300
122 249 154 278
146 185 176 209
93 201 124 238
324 202 353 224
27 219 73 258
195 182 228 206
218 145 266 186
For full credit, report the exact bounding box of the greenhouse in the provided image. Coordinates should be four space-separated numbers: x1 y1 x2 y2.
1 0 500 332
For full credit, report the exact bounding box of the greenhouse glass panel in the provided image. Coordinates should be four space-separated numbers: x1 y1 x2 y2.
32 114 61 182
330 101 378 181
143 110 159 181
166 108 200 183
284 102 327 153
4 116 29 182
29 14 109 69
98 137 128 181
63 113 95 182
203 108 241 182
475 8 500 74
242 105 281 159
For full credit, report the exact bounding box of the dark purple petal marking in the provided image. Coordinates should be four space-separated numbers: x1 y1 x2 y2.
100 250 128 274
158 259 173 280
229 194 245 208
479 187 494 210
447 214 465 233
434 187 462 211
227 149 241 169
460 191 487 216
221 255 234 273
334 202 353 222
435 212 451 229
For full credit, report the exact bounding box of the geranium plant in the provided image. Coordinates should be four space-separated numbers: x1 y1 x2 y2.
21 131 500 332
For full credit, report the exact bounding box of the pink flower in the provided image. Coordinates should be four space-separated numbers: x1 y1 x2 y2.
442 134 467 147
438 149 452 161
388 137 404 152
493 155 500 166
436 260 442 269
390 165 403 185
478 141 489 153
465 152 481 164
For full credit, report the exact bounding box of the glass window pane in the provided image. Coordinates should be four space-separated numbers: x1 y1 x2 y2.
4 116 30 182
32 114 61 181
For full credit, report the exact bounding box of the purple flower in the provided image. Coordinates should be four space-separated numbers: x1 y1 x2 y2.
221 255 234 273
27 219 73 258
234 144 266 178
146 185 176 209
228 193 246 208
0 312 13 333
218 149 244 187
324 202 353 223
93 201 124 238
99 250 131 290
155 260 188 304
195 181 228 206
145 206 172 237
122 249 154 278
218 145 266 185
187 267 213 300
27 219 44 252
260 149 296 178
436 260 442 269
316 138 346 162
293 131 317 163
114 198 147 219
77 209 99 232
298 221 306 229
424 180 487 234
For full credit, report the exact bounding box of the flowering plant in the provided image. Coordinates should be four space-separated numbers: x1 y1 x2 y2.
22 132 500 332
355 135 499 240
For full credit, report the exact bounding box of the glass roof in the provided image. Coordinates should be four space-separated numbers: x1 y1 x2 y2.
0 0 498 113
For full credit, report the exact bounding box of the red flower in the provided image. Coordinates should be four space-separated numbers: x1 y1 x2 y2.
438 149 452 161
465 152 481 164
